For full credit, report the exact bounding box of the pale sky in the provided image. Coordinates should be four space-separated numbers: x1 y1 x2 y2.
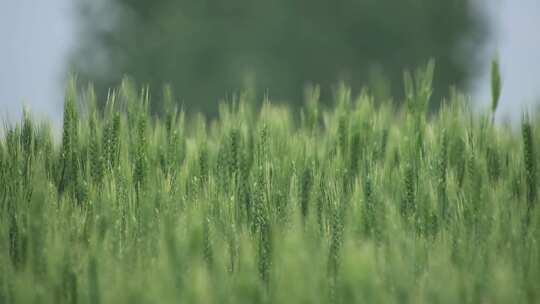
0 0 539 125
471 0 540 123
0 0 73 127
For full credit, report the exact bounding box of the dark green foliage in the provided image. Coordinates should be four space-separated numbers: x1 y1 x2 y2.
203 217 213 269
252 164 268 234
110 113 121 168
300 165 313 220
303 85 320 133
8 213 27 270
349 130 361 176
451 137 467 188
437 129 449 221
198 142 209 186
402 165 416 220
337 114 349 159
486 145 501 182
73 0 487 115
491 59 502 117
0 143 4 186
316 170 327 235
404 60 435 117
257 123 269 166
238 145 252 222
164 221 184 292
258 221 271 287
61 265 78 304
522 116 537 220
378 129 389 161
465 146 481 228
89 112 104 185
163 92 185 180
328 201 344 286
229 128 241 179
133 113 148 192
21 109 33 157
88 256 101 304
58 79 80 200
361 165 376 237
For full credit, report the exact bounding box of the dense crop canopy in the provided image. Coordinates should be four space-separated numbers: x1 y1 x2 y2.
0 73 539 303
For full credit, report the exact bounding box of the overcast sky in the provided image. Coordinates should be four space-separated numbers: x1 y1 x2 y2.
471 0 540 123
0 0 539 125
0 0 73 128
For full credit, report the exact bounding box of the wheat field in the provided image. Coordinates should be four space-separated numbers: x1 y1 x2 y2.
1 63 539 303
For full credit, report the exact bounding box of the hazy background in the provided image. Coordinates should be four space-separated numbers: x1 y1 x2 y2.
470 0 540 122
0 0 539 123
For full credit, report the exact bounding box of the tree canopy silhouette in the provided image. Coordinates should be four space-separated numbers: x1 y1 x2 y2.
72 0 488 114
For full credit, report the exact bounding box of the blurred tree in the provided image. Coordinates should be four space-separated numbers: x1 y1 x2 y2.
72 0 488 115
